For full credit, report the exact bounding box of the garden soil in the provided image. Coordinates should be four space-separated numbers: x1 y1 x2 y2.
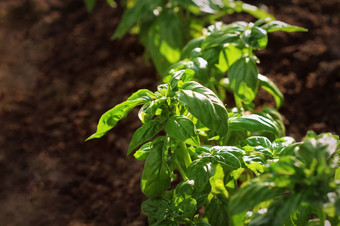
0 0 339 225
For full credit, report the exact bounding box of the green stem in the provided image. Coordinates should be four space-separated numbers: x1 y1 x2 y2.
179 142 192 168
234 94 243 111
175 159 188 180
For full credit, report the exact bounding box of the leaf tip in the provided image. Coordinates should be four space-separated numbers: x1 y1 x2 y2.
85 133 100 142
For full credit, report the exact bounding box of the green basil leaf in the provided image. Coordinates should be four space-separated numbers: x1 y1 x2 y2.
187 159 214 193
240 26 268 49
141 137 171 197
296 133 338 166
258 74 284 109
207 146 244 171
128 118 164 155
192 57 209 83
202 46 221 65
241 136 272 149
289 203 312 226
86 89 154 140
181 36 205 59
249 194 304 226
203 31 241 49
134 142 152 161
230 179 283 215
174 180 195 198
165 116 200 147
215 44 243 73
191 0 224 14
140 9 184 76
228 56 259 104
138 97 167 123
175 197 197 219
177 81 228 136
261 20 308 33
141 198 170 222
229 114 279 138
204 194 230 226
112 0 162 39
256 107 286 137
209 164 229 196
170 69 195 91
271 137 297 156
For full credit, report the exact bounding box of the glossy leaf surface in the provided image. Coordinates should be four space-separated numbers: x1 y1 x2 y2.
87 89 154 140
178 81 228 136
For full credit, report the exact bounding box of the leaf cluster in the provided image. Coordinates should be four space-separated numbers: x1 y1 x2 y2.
85 1 339 225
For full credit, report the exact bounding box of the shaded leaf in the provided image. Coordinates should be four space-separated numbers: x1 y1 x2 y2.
228 56 259 103
141 138 171 197
128 118 164 155
112 0 162 39
165 116 200 146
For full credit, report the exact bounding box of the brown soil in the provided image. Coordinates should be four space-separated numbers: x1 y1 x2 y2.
0 0 339 225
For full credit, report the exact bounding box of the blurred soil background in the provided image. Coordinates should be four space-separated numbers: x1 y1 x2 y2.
0 0 339 225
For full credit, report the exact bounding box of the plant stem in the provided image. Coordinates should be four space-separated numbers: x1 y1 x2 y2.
179 142 192 168
234 94 243 111
175 158 188 180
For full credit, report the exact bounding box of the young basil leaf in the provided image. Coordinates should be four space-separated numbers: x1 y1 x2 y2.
112 0 162 39
228 114 280 138
86 89 154 140
134 142 152 161
228 56 259 104
258 74 284 109
203 31 241 49
138 97 167 123
170 69 195 91
141 137 171 198
127 118 164 155
271 137 297 156
165 115 200 147
296 133 338 167
240 26 268 49
177 81 228 136
261 20 308 33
